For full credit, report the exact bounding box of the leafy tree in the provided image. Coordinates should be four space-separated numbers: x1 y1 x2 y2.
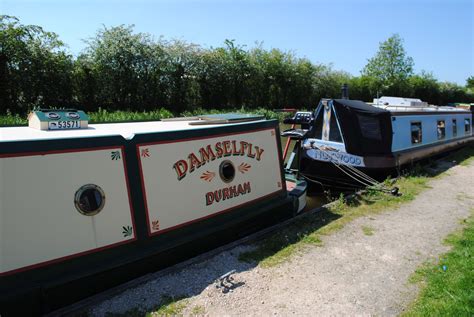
2 16 473 116
466 76 474 94
81 25 164 110
438 81 469 105
164 40 202 112
407 71 440 104
0 15 74 114
362 34 414 97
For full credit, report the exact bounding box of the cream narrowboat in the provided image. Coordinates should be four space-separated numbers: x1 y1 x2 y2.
0 111 306 315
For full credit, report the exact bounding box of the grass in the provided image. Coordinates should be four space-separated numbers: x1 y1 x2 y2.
147 295 188 316
403 209 474 317
101 295 188 317
0 107 291 126
239 172 431 267
239 145 474 268
362 225 375 236
444 145 474 167
190 305 205 315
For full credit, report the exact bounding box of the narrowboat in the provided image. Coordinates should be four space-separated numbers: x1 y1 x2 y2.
0 111 306 315
283 96 473 189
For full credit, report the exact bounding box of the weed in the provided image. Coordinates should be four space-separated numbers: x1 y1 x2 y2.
147 295 188 316
191 305 205 315
362 225 375 236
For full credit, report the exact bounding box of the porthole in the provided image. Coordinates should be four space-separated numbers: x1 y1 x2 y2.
219 160 235 183
74 184 105 216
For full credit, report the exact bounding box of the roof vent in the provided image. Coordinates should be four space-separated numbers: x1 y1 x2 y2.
28 109 89 131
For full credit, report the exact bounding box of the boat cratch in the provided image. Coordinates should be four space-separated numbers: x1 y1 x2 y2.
283 96 473 189
0 111 306 315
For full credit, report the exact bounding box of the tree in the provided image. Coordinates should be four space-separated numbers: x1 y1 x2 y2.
408 71 440 104
0 15 74 114
466 76 474 93
81 25 160 110
362 34 414 97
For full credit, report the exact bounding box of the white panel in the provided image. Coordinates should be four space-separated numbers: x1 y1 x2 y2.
0 147 135 274
138 128 283 234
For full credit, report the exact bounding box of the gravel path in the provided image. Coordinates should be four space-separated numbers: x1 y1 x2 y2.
90 160 474 316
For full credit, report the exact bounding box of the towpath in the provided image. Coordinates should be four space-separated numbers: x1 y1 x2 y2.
91 159 474 316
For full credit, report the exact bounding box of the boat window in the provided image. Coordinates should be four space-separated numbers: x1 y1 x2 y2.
313 109 323 139
357 114 382 140
465 118 471 134
219 160 235 183
74 184 106 216
329 108 343 143
452 119 457 137
411 122 422 144
437 120 445 140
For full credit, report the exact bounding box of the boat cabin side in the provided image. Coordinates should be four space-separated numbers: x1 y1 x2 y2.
0 114 307 315
390 113 472 151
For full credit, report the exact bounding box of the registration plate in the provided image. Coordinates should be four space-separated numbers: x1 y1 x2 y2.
48 120 81 130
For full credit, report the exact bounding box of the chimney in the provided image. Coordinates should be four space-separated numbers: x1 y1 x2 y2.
341 84 349 99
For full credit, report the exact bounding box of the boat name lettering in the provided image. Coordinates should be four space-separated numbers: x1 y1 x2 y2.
206 181 252 206
173 141 264 180
309 149 363 166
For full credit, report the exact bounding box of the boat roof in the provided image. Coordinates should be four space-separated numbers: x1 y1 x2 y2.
0 114 266 143
333 99 389 113
371 96 470 113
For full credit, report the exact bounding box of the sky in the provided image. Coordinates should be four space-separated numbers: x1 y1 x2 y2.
1 0 473 85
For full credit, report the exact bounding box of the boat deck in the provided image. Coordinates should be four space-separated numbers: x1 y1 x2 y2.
0 118 266 142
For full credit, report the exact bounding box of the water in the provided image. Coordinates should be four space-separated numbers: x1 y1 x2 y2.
305 191 328 211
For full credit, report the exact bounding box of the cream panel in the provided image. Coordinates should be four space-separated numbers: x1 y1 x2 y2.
138 128 283 234
1 148 134 274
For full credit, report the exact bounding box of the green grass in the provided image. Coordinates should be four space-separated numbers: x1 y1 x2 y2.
0 107 291 126
147 295 188 316
403 209 474 317
190 305 205 315
362 225 375 236
100 295 188 317
444 144 474 167
239 172 431 267
0 111 26 125
239 146 474 268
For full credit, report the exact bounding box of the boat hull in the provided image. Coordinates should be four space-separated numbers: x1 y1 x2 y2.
0 119 301 315
300 136 474 190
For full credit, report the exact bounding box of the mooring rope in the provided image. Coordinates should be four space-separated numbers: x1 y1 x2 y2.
304 143 400 195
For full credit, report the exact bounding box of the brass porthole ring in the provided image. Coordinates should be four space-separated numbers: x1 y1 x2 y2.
219 160 235 183
74 184 106 216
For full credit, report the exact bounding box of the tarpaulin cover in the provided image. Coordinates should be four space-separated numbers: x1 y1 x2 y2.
331 99 393 156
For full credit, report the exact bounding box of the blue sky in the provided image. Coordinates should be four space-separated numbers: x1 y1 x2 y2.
1 0 473 85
